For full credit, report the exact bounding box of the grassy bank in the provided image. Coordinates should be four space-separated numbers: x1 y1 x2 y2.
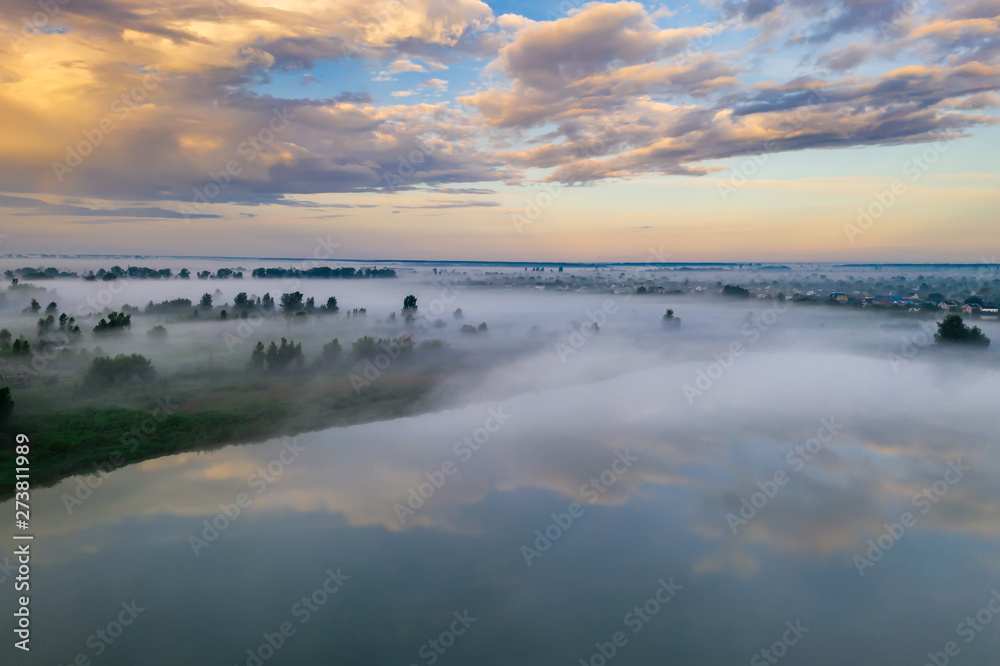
0 366 444 496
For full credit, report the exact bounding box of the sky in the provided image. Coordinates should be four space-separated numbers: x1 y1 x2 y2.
0 0 998 262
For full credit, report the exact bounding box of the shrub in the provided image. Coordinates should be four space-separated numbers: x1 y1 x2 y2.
322 338 342 363
263 338 304 371
84 354 155 387
935 314 990 348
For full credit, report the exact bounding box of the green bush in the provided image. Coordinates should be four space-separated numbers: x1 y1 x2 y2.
84 354 155 387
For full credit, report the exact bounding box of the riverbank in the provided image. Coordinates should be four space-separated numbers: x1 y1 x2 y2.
0 367 444 496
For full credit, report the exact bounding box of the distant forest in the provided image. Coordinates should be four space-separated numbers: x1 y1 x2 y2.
4 265 397 281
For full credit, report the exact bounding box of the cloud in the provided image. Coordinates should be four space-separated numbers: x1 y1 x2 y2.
388 58 428 73
459 2 1000 185
816 42 874 72
393 199 501 209
0 0 997 212
429 187 496 195
0 194 220 219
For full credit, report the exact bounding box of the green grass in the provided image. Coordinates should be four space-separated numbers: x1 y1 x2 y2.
0 368 439 496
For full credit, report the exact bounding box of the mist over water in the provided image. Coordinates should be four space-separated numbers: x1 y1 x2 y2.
1 259 999 665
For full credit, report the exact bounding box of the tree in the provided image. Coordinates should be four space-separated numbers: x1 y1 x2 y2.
45 301 58 314
249 342 266 371
935 314 990 348
662 309 681 329
200 293 213 309
722 285 751 298
93 311 131 335
324 296 339 313
260 338 303 372
261 293 275 311
0 329 10 351
280 291 304 314
178 268 191 279
0 387 13 430
403 294 417 311
12 339 31 356
352 336 380 359
234 292 251 310
84 354 155 387
322 338 342 363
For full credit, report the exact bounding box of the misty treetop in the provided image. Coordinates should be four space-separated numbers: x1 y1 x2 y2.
93 311 132 335
4 264 395 282
249 338 304 373
84 353 155 387
935 314 991 348
250 266 396 279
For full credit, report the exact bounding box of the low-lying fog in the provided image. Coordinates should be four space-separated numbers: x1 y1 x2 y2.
1 259 998 665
